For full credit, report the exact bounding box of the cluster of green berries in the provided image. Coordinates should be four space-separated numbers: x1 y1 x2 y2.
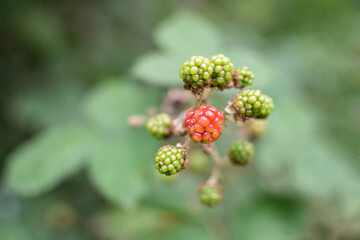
179 56 213 89
234 89 274 119
179 54 260 93
229 140 254 165
199 184 223 206
210 54 234 88
234 67 254 88
146 113 172 139
155 145 186 176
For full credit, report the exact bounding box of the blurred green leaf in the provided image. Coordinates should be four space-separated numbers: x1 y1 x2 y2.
0 220 33 240
88 135 147 209
5 125 95 196
82 78 163 130
98 207 164 239
132 52 183 87
255 94 360 216
153 12 220 56
132 12 221 87
11 81 83 129
231 197 304 240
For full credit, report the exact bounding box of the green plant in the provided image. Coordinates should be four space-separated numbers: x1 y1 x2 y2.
131 53 275 206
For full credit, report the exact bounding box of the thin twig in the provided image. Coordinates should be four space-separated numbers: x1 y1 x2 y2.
206 168 220 185
210 146 227 168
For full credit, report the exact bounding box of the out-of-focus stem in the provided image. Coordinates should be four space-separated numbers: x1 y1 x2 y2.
210 146 227 169
206 168 220 185
127 115 148 128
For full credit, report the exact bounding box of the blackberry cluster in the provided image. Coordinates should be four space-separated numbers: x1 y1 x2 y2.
199 184 222 206
210 54 234 88
234 89 274 119
155 145 186 176
146 113 172 139
184 105 223 144
179 56 213 89
234 67 254 88
229 140 254 165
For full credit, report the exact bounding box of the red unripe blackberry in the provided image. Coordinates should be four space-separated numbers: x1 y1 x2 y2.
184 105 223 144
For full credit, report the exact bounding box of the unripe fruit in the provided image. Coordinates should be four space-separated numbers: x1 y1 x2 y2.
233 67 254 88
180 56 213 91
155 145 187 176
229 140 254 165
245 119 267 139
146 113 172 139
199 184 223 206
234 89 274 119
210 54 234 88
184 105 224 144
259 95 274 118
188 149 210 172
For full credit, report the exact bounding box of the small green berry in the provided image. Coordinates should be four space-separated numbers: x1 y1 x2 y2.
199 184 222 206
234 89 274 119
245 119 267 139
146 113 172 139
210 54 234 88
259 95 274 118
229 140 254 165
155 145 187 176
233 66 254 88
180 56 213 91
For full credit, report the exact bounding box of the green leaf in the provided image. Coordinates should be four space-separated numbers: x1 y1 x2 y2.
153 12 220 56
255 94 360 207
132 12 221 87
132 52 183 87
11 81 83 129
88 134 148 209
0 220 33 240
231 197 304 240
98 207 164 239
5 125 95 196
82 78 163 130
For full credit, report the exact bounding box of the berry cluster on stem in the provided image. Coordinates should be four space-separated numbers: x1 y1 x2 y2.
129 54 275 206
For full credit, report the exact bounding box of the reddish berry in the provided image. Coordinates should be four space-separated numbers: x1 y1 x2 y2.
184 106 224 144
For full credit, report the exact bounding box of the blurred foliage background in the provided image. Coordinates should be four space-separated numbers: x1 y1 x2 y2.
1 0 360 239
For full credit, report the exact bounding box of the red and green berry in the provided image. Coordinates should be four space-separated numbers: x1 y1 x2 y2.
184 105 223 144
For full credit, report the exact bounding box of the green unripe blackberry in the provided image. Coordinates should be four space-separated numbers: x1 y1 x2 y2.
146 113 172 139
229 140 254 165
179 56 213 90
210 54 234 88
234 89 274 119
188 150 210 173
245 119 267 139
199 184 222 206
155 145 187 176
259 95 274 118
233 66 254 88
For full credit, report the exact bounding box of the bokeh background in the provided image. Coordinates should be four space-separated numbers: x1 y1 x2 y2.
1 0 360 239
